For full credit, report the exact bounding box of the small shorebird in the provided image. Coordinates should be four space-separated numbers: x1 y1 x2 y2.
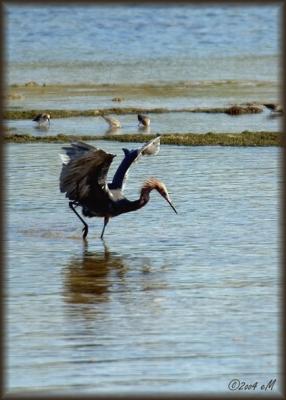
33 113 51 126
101 115 121 129
264 103 283 115
138 114 151 127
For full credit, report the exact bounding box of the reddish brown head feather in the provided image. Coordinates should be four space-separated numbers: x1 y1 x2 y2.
142 177 167 193
140 177 177 214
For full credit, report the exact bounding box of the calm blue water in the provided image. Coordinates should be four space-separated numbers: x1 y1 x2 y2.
6 142 280 395
6 4 280 84
6 110 282 136
5 4 281 396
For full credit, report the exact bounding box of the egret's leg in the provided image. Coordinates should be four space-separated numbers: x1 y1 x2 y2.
69 202 89 239
100 217 109 239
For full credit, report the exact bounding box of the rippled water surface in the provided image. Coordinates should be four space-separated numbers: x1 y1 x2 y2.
6 4 281 134
6 142 280 394
5 2 281 395
6 110 281 137
6 5 280 85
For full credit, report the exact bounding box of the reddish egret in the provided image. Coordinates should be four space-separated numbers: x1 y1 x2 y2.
59 136 177 239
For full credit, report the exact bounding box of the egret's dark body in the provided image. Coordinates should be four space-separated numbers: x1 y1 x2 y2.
59 137 176 239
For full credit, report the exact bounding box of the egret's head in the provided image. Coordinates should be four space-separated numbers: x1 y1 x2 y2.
142 178 177 214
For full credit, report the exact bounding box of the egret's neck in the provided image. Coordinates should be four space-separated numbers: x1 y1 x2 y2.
112 183 158 216
139 184 157 207
125 184 155 212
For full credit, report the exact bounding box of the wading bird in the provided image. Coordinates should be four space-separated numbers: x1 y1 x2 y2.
138 114 151 127
101 115 121 129
32 113 51 126
59 136 177 239
264 103 283 116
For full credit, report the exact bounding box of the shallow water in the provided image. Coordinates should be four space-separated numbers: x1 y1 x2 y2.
7 79 279 112
6 142 280 394
6 5 280 85
5 3 281 395
6 109 281 137
6 4 281 137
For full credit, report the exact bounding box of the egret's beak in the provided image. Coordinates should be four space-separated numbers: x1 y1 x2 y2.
166 197 177 214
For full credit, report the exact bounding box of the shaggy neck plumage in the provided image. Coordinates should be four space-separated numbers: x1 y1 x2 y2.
138 184 153 207
111 179 162 216
120 183 157 214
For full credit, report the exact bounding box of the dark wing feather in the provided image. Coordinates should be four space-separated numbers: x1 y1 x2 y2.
59 142 116 203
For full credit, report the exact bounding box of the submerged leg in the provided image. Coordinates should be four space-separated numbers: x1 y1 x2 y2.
100 217 110 239
69 202 89 239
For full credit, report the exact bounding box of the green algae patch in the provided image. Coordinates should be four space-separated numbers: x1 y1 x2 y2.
104 132 280 146
4 110 99 120
4 108 170 120
4 134 99 144
225 105 263 115
4 132 281 146
3 104 267 120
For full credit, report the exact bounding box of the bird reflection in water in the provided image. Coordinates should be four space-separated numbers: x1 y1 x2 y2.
33 124 50 132
138 125 151 134
104 126 121 135
63 241 127 306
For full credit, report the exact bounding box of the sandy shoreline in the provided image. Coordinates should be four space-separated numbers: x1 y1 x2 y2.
6 80 278 113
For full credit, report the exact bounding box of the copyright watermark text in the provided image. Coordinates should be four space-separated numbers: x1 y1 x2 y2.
228 378 276 392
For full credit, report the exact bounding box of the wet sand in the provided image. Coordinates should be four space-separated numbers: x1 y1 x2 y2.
5 80 281 141
6 80 278 113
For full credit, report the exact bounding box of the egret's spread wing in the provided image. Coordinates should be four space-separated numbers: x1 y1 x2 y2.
109 136 160 192
59 141 116 203
140 136 160 156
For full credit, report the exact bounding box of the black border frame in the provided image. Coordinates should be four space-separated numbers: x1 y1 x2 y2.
0 1 284 399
